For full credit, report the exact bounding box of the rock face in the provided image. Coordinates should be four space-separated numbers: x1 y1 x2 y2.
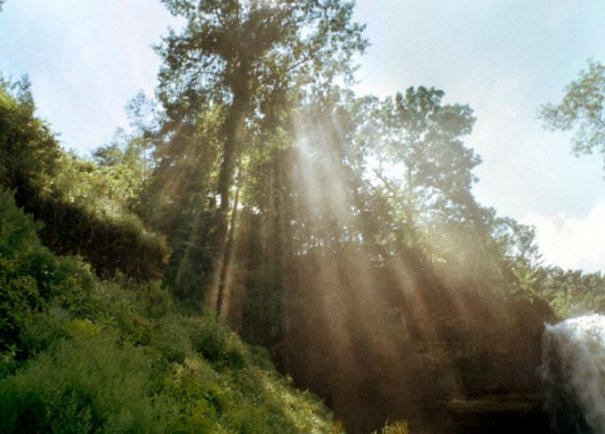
447 393 549 434
278 251 556 433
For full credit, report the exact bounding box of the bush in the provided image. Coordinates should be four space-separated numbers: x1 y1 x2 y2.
0 189 52 352
378 421 410 434
0 81 170 281
0 332 178 433
186 314 247 370
0 183 341 433
0 190 102 354
134 280 173 319
153 314 194 364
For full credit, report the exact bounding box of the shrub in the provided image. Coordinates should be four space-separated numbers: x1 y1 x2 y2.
0 190 102 354
186 314 247 370
0 189 49 352
134 280 173 319
0 332 177 433
154 314 194 364
0 81 170 281
379 421 410 434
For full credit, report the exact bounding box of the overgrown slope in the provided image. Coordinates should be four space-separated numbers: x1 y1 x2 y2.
0 189 341 433
0 80 169 280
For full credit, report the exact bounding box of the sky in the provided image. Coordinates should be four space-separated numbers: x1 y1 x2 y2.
0 0 604 272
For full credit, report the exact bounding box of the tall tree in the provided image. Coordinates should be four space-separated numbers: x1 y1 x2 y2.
345 87 485 266
541 59 605 173
154 0 367 313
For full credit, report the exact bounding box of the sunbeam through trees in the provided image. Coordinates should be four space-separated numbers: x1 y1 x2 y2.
1 1 605 433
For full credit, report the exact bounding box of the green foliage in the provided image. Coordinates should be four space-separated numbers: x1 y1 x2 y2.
186 314 247 369
139 105 223 299
157 0 368 119
534 266 605 317
0 77 60 192
0 333 165 433
134 280 174 319
35 195 169 280
0 187 42 255
1 309 341 433
156 353 340 434
348 86 484 261
541 59 605 172
1 3 564 431
0 190 340 432
0 190 44 351
0 79 169 280
150 312 248 369
0 189 99 354
149 0 368 313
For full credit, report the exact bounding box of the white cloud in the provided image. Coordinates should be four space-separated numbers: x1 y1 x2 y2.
523 201 605 273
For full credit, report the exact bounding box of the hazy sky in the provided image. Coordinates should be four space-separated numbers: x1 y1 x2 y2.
1 0 604 272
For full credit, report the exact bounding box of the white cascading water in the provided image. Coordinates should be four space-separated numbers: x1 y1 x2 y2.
540 314 605 434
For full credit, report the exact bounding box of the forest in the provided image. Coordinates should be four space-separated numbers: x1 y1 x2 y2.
1 1 605 433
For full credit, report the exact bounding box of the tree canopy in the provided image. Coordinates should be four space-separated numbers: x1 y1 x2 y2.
149 0 367 313
1 3 590 432
541 59 605 174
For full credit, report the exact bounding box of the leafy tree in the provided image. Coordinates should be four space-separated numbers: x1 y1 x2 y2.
534 266 605 317
365 87 481 225
0 76 60 193
0 78 169 280
140 103 225 299
488 216 543 297
153 0 367 313
338 86 486 270
541 59 605 173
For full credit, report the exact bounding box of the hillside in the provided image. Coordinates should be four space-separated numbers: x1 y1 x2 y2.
0 81 354 433
0 49 556 433
0 188 342 433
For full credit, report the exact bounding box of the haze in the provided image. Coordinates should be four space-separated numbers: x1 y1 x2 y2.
0 0 604 271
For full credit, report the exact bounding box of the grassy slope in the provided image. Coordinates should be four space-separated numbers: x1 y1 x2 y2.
0 189 340 433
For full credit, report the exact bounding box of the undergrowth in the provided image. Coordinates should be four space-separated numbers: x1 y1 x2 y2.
0 189 341 433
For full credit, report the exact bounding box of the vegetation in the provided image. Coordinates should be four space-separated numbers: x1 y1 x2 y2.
2 1 604 432
377 422 410 434
541 59 605 173
0 188 340 433
538 58 605 316
0 79 169 280
534 266 605 317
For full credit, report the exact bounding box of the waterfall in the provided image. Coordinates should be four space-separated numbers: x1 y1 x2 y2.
540 314 605 434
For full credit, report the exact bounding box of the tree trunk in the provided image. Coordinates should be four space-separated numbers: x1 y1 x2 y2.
216 164 242 317
212 95 248 315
